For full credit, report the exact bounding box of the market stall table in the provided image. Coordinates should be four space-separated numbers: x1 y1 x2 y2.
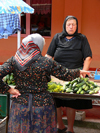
51 92 100 100
50 76 100 101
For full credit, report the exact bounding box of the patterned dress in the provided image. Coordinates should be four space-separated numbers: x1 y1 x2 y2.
0 56 80 133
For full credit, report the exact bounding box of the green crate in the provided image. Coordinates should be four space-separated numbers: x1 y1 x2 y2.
0 94 7 117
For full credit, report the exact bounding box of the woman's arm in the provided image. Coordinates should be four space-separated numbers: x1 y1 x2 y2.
82 56 92 77
0 57 14 94
45 54 53 59
82 57 92 71
49 59 90 81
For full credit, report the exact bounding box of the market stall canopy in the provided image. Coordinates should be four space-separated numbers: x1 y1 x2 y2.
0 14 21 39
0 0 34 14
0 0 34 48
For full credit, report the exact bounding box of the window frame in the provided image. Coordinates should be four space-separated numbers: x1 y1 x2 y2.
12 0 51 38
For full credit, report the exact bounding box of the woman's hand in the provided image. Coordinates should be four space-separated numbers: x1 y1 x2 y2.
80 70 90 78
8 88 21 98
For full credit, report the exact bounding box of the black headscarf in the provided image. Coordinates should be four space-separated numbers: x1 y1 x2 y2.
60 15 81 38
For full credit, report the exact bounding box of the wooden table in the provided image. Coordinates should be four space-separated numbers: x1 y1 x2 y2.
51 92 100 100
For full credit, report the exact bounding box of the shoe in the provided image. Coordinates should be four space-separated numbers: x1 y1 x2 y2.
66 131 75 133
57 127 67 133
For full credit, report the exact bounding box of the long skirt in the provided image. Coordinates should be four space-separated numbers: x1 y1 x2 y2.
8 101 57 133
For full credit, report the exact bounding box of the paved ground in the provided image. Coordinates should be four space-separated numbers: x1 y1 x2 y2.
63 116 100 133
73 126 100 133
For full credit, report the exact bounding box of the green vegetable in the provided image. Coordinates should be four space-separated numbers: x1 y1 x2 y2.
66 88 73 93
83 77 89 82
72 82 77 87
71 78 78 84
82 84 87 90
84 86 89 91
73 87 79 93
89 90 95 94
76 87 82 94
94 87 100 93
76 81 85 88
80 90 85 94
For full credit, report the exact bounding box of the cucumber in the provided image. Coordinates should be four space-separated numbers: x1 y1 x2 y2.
65 82 71 86
82 84 87 90
71 78 79 84
76 87 82 94
90 85 94 90
85 82 91 88
63 84 67 90
66 88 73 93
84 86 89 91
83 77 89 82
73 87 79 93
76 81 85 88
88 81 96 86
80 90 85 94
85 89 91 94
89 90 95 94
94 87 100 93
72 82 77 87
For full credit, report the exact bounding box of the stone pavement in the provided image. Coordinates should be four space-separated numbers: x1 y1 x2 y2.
63 117 100 133
72 126 100 133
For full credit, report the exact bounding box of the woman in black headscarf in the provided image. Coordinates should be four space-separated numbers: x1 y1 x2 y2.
0 33 89 133
46 16 92 133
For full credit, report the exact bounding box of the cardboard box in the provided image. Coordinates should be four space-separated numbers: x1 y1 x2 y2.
75 111 86 121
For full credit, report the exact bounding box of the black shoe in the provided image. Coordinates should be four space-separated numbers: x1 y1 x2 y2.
57 127 67 133
66 131 75 133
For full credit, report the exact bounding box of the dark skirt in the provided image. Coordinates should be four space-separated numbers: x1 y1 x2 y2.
8 101 57 133
54 98 92 109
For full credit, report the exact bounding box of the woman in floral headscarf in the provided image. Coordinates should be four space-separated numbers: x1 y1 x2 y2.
0 33 89 133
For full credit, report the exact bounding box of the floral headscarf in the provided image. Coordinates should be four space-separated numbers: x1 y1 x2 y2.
14 33 45 71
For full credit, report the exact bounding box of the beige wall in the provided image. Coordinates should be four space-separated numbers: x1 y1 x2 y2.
0 0 100 68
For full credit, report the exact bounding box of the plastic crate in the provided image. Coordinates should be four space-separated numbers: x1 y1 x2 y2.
0 94 7 117
94 68 100 80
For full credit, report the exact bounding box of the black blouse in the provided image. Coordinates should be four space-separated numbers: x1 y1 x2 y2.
47 33 92 69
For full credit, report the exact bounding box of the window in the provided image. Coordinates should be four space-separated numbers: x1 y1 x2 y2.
21 0 52 36
21 13 26 34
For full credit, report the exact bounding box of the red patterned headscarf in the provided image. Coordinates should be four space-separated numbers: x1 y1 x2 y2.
14 33 45 71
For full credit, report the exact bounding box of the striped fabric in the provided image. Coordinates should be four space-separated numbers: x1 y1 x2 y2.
14 41 41 71
0 14 21 39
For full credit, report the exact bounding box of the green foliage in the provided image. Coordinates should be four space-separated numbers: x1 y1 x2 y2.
47 81 64 93
3 73 15 85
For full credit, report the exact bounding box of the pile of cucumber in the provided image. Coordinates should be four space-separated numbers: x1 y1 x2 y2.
3 73 15 85
63 77 100 94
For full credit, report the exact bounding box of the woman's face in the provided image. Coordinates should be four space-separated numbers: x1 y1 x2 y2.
66 19 77 35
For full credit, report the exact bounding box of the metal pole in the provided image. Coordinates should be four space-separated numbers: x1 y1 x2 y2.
17 14 21 49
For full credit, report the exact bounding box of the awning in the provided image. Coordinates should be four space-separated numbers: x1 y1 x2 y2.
0 14 21 39
0 0 34 14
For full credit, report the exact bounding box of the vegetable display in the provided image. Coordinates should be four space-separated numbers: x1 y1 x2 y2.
47 77 100 95
3 74 100 95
